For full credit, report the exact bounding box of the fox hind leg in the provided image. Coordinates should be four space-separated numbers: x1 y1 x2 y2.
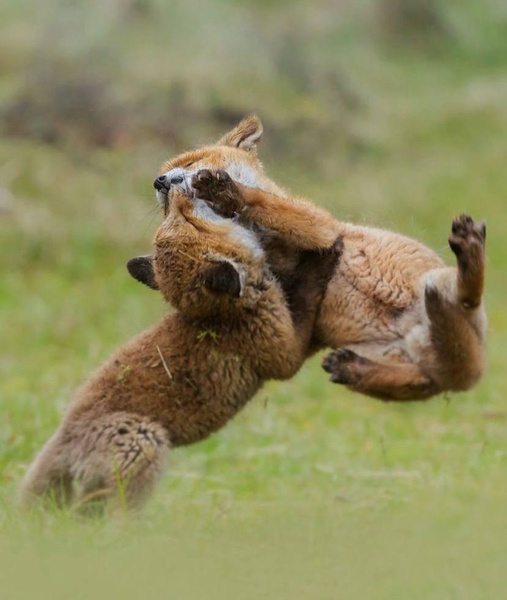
20 433 73 510
21 414 170 514
416 214 486 391
448 214 486 309
322 349 437 401
73 413 170 513
423 278 485 391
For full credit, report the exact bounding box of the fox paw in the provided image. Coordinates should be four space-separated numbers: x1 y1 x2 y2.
448 214 486 260
322 348 370 385
191 169 241 218
448 214 486 309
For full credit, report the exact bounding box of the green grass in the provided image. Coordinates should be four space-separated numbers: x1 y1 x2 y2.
2 1 507 598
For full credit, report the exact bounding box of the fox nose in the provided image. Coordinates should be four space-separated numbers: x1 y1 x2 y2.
153 175 167 191
154 174 185 191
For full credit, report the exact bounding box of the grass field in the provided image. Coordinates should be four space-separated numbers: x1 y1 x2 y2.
1 1 507 598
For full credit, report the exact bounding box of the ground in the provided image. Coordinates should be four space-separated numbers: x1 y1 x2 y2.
1 1 507 598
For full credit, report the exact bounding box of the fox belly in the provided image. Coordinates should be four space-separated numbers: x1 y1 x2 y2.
314 226 444 349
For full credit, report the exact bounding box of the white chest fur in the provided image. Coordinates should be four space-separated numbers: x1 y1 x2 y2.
192 199 264 259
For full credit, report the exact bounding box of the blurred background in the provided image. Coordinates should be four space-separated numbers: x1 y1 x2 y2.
1 1 507 598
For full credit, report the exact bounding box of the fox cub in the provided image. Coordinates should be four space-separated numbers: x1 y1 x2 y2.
153 114 487 402
21 190 339 511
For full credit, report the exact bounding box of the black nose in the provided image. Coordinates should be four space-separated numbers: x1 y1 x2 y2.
153 175 167 191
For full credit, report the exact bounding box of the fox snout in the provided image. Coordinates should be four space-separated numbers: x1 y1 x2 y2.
154 168 195 214
153 173 184 191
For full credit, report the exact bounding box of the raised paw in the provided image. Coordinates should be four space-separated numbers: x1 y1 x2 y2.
448 214 486 309
191 169 241 218
322 348 370 385
448 214 486 259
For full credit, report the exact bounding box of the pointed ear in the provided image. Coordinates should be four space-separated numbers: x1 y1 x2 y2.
217 114 263 152
203 259 245 298
127 256 159 290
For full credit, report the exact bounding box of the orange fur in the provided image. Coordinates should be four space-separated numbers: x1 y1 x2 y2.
155 116 487 401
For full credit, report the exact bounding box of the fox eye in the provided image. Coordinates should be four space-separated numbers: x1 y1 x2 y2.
183 160 194 168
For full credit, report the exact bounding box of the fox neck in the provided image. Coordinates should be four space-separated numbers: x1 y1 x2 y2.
192 199 264 259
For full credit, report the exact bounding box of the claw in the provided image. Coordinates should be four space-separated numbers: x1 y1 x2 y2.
216 170 231 182
197 169 212 181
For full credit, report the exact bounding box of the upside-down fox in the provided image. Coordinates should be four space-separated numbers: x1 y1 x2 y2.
151 114 487 401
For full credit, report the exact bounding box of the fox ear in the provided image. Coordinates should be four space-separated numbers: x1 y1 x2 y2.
217 114 263 152
203 259 245 298
127 256 159 290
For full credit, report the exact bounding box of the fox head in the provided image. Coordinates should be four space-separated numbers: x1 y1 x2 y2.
128 189 269 319
153 114 285 213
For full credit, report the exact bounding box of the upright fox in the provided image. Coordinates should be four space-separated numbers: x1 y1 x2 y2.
21 189 338 511
152 114 487 401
